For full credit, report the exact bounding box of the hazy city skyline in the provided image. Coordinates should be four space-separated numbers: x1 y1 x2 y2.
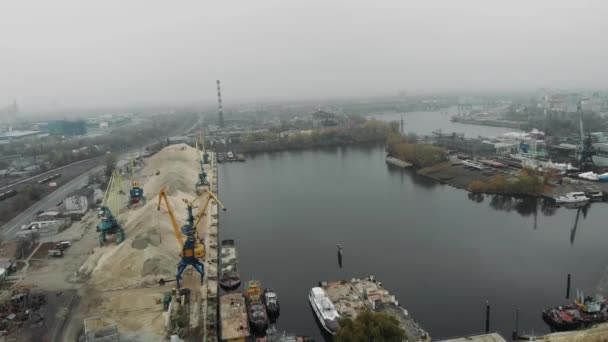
1 0 607 110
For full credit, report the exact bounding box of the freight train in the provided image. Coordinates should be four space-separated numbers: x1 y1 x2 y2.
0 189 17 201
36 173 61 185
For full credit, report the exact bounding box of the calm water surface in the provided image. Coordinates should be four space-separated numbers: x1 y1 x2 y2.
218 114 605 340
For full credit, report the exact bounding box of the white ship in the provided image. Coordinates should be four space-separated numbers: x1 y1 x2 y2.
554 192 590 206
309 287 340 335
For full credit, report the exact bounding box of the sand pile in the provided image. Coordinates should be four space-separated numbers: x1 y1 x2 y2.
79 144 201 290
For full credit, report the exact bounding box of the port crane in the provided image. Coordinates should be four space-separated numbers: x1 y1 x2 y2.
128 155 146 208
577 99 596 171
97 170 125 245
195 133 210 194
157 187 226 288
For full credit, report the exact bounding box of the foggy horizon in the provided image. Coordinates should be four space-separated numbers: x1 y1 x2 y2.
2 0 607 111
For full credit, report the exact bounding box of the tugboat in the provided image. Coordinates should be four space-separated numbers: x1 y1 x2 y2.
309 287 340 335
219 240 241 290
263 288 280 319
542 291 608 331
245 280 269 333
542 306 583 331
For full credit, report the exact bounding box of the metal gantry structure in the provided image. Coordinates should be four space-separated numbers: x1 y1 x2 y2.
157 186 226 288
97 170 125 245
577 98 596 170
195 133 210 194
128 155 146 208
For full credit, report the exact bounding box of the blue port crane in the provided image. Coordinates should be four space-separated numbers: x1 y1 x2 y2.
195 133 210 194
97 170 125 246
128 155 146 207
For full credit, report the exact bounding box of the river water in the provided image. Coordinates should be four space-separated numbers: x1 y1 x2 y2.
218 111 608 340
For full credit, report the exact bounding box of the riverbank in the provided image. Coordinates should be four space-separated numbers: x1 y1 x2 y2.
417 158 608 199
450 116 523 129
240 119 395 153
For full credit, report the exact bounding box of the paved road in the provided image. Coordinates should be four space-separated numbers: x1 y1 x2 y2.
0 165 104 240
1 149 139 241
0 158 101 192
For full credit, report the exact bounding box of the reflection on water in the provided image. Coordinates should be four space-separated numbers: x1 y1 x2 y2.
470 194 558 218
468 193 597 245
570 204 591 245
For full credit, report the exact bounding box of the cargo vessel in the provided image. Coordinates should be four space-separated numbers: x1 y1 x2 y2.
245 280 269 333
220 293 250 341
220 239 241 290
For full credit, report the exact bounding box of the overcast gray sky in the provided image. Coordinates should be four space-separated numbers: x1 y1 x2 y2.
1 0 607 110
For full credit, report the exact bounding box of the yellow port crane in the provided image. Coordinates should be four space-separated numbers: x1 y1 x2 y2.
156 186 226 288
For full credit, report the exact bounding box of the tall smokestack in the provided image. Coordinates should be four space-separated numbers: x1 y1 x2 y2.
216 80 224 128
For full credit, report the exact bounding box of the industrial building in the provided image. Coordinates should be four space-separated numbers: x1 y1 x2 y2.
48 120 87 136
0 130 44 141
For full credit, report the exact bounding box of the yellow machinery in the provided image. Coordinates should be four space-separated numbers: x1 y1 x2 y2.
157 187 226 259
156 186 227 288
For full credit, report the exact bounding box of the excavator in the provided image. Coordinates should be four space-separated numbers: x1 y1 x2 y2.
97 170 126 246
157 187 226 288
195 133 210 194
127 155 146 208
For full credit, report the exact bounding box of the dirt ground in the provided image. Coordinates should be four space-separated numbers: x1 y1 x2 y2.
4 144 217 341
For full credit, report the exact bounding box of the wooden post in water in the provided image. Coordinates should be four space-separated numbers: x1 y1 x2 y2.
512 307 519 340
485 300 491 334
566 273 571 299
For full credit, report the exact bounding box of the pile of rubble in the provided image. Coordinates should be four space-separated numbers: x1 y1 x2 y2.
0 288 45 334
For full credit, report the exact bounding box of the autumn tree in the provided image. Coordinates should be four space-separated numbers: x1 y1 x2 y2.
335 311 406 342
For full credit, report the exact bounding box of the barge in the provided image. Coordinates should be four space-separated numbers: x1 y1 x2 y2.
220 292 250 341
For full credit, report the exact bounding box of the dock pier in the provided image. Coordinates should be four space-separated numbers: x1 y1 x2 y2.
319 275 430 342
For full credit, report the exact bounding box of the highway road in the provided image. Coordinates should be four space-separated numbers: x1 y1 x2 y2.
0 157 102 192
0 152 135 241
0 165 104 240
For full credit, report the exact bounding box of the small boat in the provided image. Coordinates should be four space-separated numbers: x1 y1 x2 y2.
220 240 241 290
263 288 280 318
554 192 590 205
309 287 340 335
579 171 600 181
584 188 603 202
245 280 269 333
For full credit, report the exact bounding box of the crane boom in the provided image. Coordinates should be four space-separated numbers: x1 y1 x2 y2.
157 187 184 247
193 189 227 228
